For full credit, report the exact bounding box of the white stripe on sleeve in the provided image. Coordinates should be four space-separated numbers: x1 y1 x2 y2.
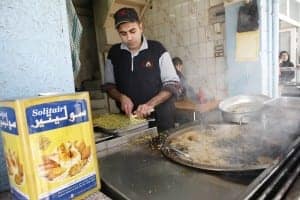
104 59 116 84
159 52 180 84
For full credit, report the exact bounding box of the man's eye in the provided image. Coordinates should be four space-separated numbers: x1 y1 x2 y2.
120 32 127 36
130 30 136 34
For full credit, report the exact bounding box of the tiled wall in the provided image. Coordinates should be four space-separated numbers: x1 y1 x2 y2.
143 0 227 100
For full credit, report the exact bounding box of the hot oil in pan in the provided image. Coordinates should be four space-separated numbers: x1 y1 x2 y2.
162 124 285 171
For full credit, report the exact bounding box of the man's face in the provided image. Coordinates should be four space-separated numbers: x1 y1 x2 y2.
281 53 289 62
176 64 183 72
117 22 143 52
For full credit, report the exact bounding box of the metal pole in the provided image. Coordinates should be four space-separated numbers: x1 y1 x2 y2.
272 0 280 97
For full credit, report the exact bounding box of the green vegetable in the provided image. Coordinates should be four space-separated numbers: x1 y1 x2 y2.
93 114 145 129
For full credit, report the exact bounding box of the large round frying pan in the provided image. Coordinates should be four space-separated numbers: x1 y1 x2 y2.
161 123 298 172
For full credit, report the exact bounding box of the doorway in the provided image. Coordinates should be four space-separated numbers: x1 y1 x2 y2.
278 0 300 96
279 27 297 64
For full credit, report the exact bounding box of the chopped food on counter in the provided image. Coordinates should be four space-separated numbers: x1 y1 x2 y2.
93 113 146 130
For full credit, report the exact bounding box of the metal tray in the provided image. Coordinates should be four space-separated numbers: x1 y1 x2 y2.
161 123 296 172
94 131 117 143
94 121 149 136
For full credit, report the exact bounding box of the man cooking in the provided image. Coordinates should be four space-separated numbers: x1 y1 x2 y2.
102 7 181 132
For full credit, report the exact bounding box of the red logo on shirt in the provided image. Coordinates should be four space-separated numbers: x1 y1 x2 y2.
146 61 152 67
141 60 154 69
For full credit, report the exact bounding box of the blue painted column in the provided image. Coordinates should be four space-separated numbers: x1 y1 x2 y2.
225 2 262 96
0 0 74 191
225 1 279 97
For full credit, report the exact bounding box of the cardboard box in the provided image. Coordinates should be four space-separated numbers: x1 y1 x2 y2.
0 92 100 199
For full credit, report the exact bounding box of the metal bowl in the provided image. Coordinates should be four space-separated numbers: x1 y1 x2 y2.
219 95 271 124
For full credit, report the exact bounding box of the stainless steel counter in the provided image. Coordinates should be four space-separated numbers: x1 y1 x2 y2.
97 129 258 200
281 84 300 97
285 176 300 200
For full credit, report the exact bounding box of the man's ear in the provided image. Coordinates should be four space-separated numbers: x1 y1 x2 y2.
139 22 143 32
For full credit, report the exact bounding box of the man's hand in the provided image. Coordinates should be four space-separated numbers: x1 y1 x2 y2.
120 94 134 115
197 88 206 104
133 90 171 118
134 104 154 118
279 58 283 64
107 88 134 115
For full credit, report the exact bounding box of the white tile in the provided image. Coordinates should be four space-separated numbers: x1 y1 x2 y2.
181 3 189 17
197 0 208 10
190 28 199 44
205 25 215 41
174 6 181 20
183 32 191 46
158 11 165 25
216 57 226 70
206 41 215 58
160 24 168 37
191 49 200 60
209 0 223 7
216 69 225 83
216 89 228 100
199 43 207 58
207 58 216 75
204 80 217 99
177 46 186 58
171 48 179 58
197 59 208 76
170 34 177 47
161 0 169 8
183 18 190 31
189 17 198 29
198 12 208 26
198 27 206 42
159 24 166 38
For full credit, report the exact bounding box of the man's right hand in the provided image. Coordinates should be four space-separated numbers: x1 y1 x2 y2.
120 94 134 115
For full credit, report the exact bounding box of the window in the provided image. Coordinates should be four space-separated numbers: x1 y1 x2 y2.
279 0 300 24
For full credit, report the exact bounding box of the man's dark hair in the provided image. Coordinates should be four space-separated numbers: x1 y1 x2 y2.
172 57 183 66
114 7 140 29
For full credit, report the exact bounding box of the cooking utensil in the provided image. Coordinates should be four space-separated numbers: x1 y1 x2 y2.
161 123 294 172
219 94 271 124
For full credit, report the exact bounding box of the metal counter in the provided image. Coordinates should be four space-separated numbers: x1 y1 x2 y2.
281 84 300 97
97 128 258 200
285 176 300 200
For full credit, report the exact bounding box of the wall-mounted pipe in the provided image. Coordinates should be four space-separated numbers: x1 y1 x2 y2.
267 0 273 96
272 0 280 97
